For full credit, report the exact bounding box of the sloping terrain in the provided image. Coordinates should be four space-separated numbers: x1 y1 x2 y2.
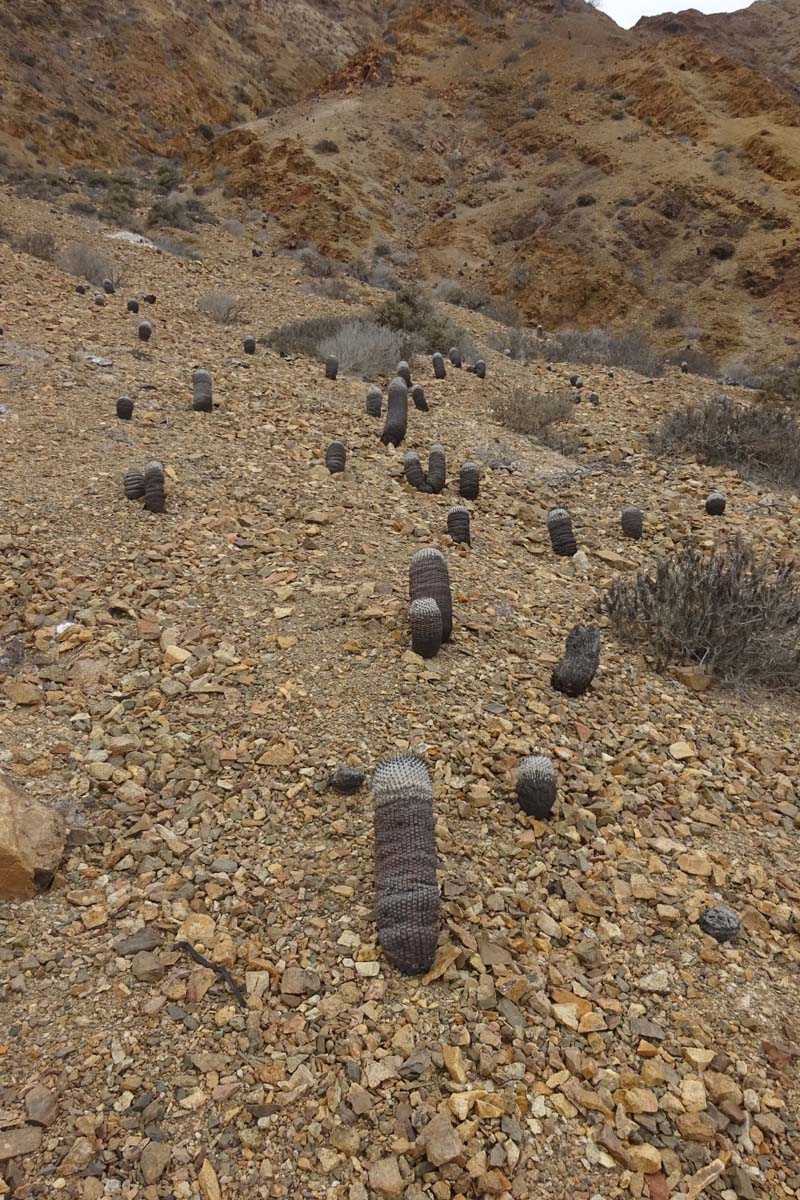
0 185 798 1199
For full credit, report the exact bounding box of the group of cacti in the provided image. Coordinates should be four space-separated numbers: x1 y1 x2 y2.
123 460 166 513
409 547 453 658
403 444 447 494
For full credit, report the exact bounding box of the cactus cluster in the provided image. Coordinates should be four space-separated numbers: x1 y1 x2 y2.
116 396 134 421
410 597 442 658
123 467 145 500
621 505 643 539
427 444 446 494
447 505 471 546
411 384 428 412
325 441 347 474
381 376 409 447
516 755 557 819
546 508 577 557
404 451 429 493
458 462 480 501
409 548 452 641
432 352 446 380
551 624 601 697
706 491 726 516
192 369 213 413
138 320 152 343
143 460 166 513
325 355 338 381
448 347 462 368
372 756 440 975
366 386 382 417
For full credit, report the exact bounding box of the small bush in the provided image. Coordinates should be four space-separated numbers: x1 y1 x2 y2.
575 193 596 207
653 393 800 488
306 278 355 302
710 241 735 260
653 302 683 330
492 387 573 437
198 292 244 324
663 348 719 377
15 231 56 261
531 328 663 377
755 361 800 405
373 287 477 358
367 260 400 291
605 540 800 689
222 218 245 237
314 139 339 154
432 279 490 311
319 320 414 378
59 242 123 287
152 236 200 260
299 247 340 278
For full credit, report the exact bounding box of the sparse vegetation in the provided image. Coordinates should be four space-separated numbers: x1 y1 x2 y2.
531 328 663 377
373 288 478 358
606 540 800 690
313 139 340 154
14 231 56 261
306 278 356 302
59 242 124 287
198 292 244 324
319 320 414 378
492 387 574 440
653 393 800 488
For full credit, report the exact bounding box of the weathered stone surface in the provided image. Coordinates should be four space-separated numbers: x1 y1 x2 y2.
368 1156 404 1198
140 1141 172 1184
421 1114 464 1166
0 1125 42 1161
24 1084 58 1127
0 772 65 898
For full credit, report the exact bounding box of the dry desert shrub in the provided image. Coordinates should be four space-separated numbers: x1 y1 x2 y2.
492 387 573 439
653 393 800 488
374 287 478 358
605 540 800 689
319 320 415 378
59 241 124 287
15 231 56 261
198 292 244 324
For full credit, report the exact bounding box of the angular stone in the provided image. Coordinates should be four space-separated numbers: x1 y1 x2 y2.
368 1156 404 1198
281 966 321 996
140 1141 172 1184
628 1143 661 1174
442 1044 467 1084
177 913 216 947
24 1084 58 1127
0 771 66 899
115 927 162 956
676 1110 716 1142
422 1113 464 1167
131 951 165 983
0 1124 42 1161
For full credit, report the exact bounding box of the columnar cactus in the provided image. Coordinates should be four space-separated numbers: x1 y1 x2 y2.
551 624 601 697
381 376 408 447
706 491 726 516
123 467 145 500
448 347 462 368
621 505 643 539
116 396 134 421
192 369 213 413
411 384 428 412
410 597 442 658
325 355 338 380
372 755 440 975
397 360 412 387
404 451 429 492
325 441 347 474
432 352 446 380
243 336 256 355
447 505 471 546
458 462 480 501
143 460 166 513
546 508 577 557
409 548 452 641
103 279 115 295
138 320 152 343
126 299 139 314
366 386 382 417
516 755 557 819
427 444 446 495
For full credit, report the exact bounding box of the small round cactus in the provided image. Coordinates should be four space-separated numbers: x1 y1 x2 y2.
551 624 601 697
138 320 152 343
447 505 471 546
329 765 365 794
621 505 643 539
411 384 428 412
570 374 582 388
410 597 443 658
448 347 462 368
192 369 213 413
396 360 412 387
243 336 256 355
516 755 557 819
123 467 145 500
325 355 338 380
76 284 87 295
116 396 134 421
143 460 166 513
325 441 347 474
126 299 139 314
427 444 446 495
698 906 740 943
381 376 408 447
680 361 689 374
458 462 480 501
432 352 446 380
706 491 726 516
143 294 156 305
103 279 115 295
409 547 452 641
94 293 106 307
366 386 382 417
547 508 577 557
404 451 429 492
471 359 486 380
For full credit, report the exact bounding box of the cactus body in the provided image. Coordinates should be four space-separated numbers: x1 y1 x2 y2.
243 336 256 355
432 352 446 380
103 279 115 295
123 467 145 501
551 624 601 697
547 507 577 557
570 374 582 388
138 320 152 342
396 360 412 387
427 444 446 495
404 451 429 493
144 294 156 305
411 384 428 412
448 347 462 368
410 597 442 658
447 505 471 546
192 369 213 413
325 355 338 381
94 294 105 306
143 460 165 514
325 441 347 474
116 396 134 421
621 505 643 539
126 299 139 314
471 359 486 379
366 386 382 417
698 906 740 942
381 376 408 447
680 361 689 374
372 756 440 975
458 462 480 501
706 491 726 516
409 547 452 641
516 755 557 819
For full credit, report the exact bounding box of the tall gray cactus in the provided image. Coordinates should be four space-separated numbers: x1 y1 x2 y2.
410 597 442 658
411 384 428 412
432 352 446 380
138 320 152 343
706 491 726 516
396 360 412 387
447 505 471 546
458 462 480 501
123 467 145 500
381 376 408 447
404 451 429 492
546 508 577 557
116 396 134 421
325 441 347 473
372 756 440 975
621 505 643 539
427 444 446 495
448 347 462 368
516 755 557 819
551 625 600 697
143 460 165 513
243 336 256 355
325 355 338 381
409 548 452 641
192 369 213 413
366 386 382 417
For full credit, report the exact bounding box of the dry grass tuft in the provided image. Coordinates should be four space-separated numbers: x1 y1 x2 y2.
198 292 244 324
492 387 574 439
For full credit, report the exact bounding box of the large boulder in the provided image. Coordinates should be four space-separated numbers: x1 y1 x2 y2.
0 772 65 898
